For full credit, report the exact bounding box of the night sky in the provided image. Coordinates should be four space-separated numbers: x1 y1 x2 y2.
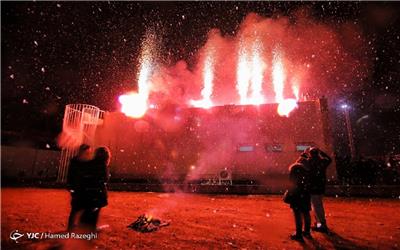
2 2 400 156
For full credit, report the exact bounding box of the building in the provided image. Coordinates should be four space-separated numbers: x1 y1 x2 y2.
74 98 336 188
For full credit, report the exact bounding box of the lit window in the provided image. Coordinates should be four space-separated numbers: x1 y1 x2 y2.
238 145 254 152
296 143 314 152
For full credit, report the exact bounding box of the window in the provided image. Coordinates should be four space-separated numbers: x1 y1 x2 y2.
238 145 254 152
265 144 283 152
296 143 314 152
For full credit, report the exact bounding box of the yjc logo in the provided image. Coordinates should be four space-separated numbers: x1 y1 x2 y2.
26 232 41 239
9 230 24 243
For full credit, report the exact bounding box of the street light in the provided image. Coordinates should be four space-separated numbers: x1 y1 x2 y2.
340 103 356 160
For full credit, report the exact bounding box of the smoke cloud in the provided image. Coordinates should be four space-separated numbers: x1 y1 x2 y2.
146 11 371 107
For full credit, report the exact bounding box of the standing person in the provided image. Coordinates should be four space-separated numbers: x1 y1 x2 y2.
66 144 93 231
296 152 311 169
308 147 332 233
285 163 312 242
80 147 111 231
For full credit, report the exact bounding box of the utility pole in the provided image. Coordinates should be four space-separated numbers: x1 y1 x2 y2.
341 104 356 160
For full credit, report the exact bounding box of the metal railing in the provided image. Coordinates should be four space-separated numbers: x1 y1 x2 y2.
57 104 102 183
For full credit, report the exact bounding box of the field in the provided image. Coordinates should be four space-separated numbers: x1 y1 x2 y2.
2 188 400 249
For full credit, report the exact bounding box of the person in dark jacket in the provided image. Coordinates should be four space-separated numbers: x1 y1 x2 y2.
79 147 111 231
287 163 312 242
66 144 93 231
296 152 311 169
308 147 332 233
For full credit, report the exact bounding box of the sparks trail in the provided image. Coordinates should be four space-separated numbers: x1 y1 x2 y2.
120 38 299 117
190 48 215 109
272 49 298 117
119 31 156 118
119 12 369 118
249 39 265 105
237 39 252 105
236 38 267 106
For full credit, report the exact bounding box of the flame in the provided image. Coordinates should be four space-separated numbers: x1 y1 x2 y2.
292 85 299 101
119 92 147 118
249 40 265 105
138 57 151 101
277 98 298 117
118 59 150 118
236 43 251 105
119 35 154 118
272 50 285 103
236 39 266 105
190 49 214 109
119 33 303 117
272 49 298 117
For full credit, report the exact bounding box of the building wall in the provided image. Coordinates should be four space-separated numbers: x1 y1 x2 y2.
94 99 336 185
1 146 60 181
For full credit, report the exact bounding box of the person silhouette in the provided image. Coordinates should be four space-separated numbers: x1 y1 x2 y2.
79 147 111 231
66 144 93 231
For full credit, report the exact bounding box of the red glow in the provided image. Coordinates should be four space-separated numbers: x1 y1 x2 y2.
235 38 266 105
190 49 214 109
277 99 298 117
120 33 153 118
119 92 148 118
117 12 370 118
117 13 359 117
272 49 299 117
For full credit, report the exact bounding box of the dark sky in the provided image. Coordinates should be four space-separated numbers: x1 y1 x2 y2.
2 1 400 155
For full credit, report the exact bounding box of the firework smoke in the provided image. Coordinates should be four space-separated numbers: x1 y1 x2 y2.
120 11 370 117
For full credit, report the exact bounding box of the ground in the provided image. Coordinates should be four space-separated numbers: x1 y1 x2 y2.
2 188 400 250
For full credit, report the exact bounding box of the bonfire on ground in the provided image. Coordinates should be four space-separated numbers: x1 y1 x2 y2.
128 214 170 233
